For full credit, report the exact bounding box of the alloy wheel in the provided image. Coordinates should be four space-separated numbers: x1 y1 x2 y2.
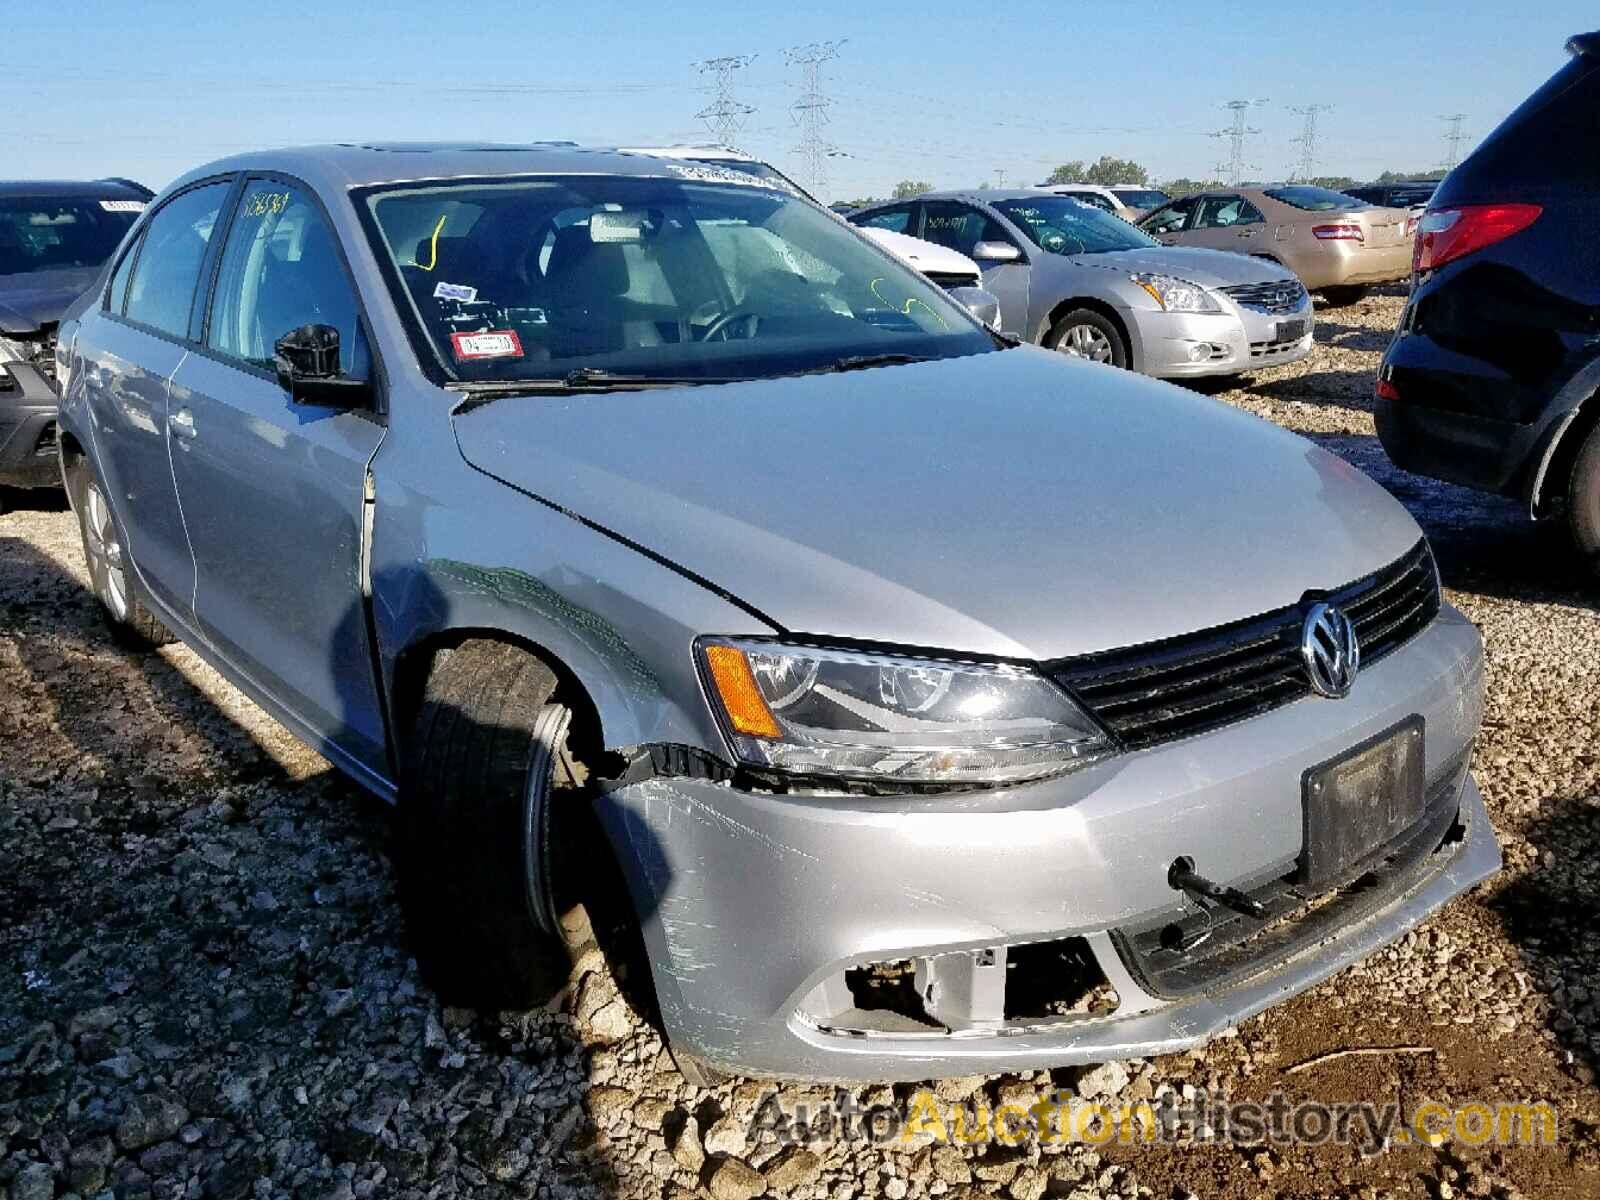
1057 323 1114 363
83 481 130 622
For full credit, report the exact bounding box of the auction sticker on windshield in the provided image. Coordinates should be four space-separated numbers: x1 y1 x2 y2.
450 330 523 361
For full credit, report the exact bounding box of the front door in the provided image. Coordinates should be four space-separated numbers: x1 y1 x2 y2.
167 177 389 783
916 201 1031 336
1186 194 1267 255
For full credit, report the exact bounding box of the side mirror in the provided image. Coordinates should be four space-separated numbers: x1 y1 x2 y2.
273 324 371 408
971 240 1022 263
946 286 1001 329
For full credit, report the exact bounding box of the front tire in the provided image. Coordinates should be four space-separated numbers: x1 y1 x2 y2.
1566 422 1600 574
399 639 582 1009
65 460 174 649
1045 309 1129 368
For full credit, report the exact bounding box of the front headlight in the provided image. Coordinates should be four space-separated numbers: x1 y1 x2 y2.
698 639 1113 786
1131 273 1220 313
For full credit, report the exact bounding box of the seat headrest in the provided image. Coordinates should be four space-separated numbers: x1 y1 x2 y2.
545 224 631 298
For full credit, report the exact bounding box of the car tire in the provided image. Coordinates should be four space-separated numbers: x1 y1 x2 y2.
1045 309 1128 368
64 459 174 650
1321 285 1369 306
1566 422 1600 573
399 638 583 1010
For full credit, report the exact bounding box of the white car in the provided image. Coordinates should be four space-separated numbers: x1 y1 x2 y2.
1032 183 1172 223
620 144 981 290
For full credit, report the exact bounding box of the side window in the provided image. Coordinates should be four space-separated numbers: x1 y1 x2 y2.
207 181 364 376
919 202 1014 258
854 206 912 234
1141 199 1192 235
105 233 142 314
1193 195 1262 229
123 182 230 338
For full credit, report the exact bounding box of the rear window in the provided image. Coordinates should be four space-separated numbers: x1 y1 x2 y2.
1111 189 1170 209
0 196 143 277
1262 186 1367 212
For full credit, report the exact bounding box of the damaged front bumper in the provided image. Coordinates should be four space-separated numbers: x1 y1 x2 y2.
596 605 1497 1081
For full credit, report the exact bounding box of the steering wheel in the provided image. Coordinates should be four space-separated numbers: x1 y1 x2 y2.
700 306 762 342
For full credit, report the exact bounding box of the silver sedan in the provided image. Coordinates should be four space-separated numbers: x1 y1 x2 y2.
852 189 1314 379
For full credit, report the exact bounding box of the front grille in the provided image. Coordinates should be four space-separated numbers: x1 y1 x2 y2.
926 271 981 291
1050 540 1440 751
1222 279 1308 315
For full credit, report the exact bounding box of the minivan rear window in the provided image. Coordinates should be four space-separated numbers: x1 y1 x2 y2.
1263 186 1366 212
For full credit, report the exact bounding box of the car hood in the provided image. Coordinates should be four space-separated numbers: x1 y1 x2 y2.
859 228 981 278
452 347 1420 661
0 267 101 333
1068 246 1293 288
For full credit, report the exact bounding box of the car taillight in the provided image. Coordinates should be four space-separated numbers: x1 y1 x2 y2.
1412 203 1542 273
1313 224 1364 241
1375 377 1400 402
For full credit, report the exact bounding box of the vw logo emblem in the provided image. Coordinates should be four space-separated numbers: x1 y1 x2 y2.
1301 603 1360 698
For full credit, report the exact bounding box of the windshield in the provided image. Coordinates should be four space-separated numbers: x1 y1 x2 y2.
1263 186 1367 212
992 197 1159 255
364 175 994 383
1112 189 1170 209
0 196 143 277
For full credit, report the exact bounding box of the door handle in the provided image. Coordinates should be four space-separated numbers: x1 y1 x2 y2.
170 408 197 439
1236 230 1256 238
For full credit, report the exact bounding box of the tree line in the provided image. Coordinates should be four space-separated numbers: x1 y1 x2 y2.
834 160 1446 209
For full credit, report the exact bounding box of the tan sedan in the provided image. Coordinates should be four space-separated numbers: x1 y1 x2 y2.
1137 184 1414 304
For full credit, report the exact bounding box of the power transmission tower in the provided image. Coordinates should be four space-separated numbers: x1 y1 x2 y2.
1438 113 1469 171
785 39 845 199
1211 99 1268 186
693 54 757 149
1289 104 1333 182
994 167 1008 188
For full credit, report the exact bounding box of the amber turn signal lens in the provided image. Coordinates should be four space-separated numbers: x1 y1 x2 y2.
703 644 782 739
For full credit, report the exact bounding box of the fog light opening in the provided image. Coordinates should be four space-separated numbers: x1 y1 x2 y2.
1003 937 1120 1021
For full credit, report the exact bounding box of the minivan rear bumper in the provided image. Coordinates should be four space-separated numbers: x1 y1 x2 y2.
599 606 1495 1080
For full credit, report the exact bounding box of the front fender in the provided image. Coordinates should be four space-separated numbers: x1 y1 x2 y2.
369 461 774 759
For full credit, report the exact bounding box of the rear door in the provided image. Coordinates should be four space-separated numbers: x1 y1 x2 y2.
167 175 390 783
81 179 233 618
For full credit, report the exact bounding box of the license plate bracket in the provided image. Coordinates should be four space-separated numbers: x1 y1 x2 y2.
1275 318 1307 343
1300 718 1425 889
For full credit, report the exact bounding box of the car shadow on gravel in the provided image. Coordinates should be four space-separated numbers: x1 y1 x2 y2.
0 535 667 1197
1488 791 1600 1085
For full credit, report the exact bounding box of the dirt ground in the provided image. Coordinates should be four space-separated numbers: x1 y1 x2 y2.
2 289 1597 1200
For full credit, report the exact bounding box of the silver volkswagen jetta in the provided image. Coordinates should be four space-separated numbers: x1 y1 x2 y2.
851 189 1315 379
54 145 1497 1083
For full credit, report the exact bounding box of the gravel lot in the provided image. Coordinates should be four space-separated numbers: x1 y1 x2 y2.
2 290 1597 1200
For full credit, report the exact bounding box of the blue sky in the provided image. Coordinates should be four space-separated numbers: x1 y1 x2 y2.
5 1 1592 201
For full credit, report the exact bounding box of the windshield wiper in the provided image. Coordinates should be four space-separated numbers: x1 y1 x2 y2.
447 369 732 405
789 352 937 377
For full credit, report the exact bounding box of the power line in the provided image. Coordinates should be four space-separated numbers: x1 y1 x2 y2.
1211 99 1268 186
1289 104 1334 181
693 54 758 149
784 40 846 200
1438 113 1469 171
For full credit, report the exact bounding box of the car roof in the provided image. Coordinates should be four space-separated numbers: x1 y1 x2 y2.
163 143 768 197
917 189 1050 203
0 178 150 199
